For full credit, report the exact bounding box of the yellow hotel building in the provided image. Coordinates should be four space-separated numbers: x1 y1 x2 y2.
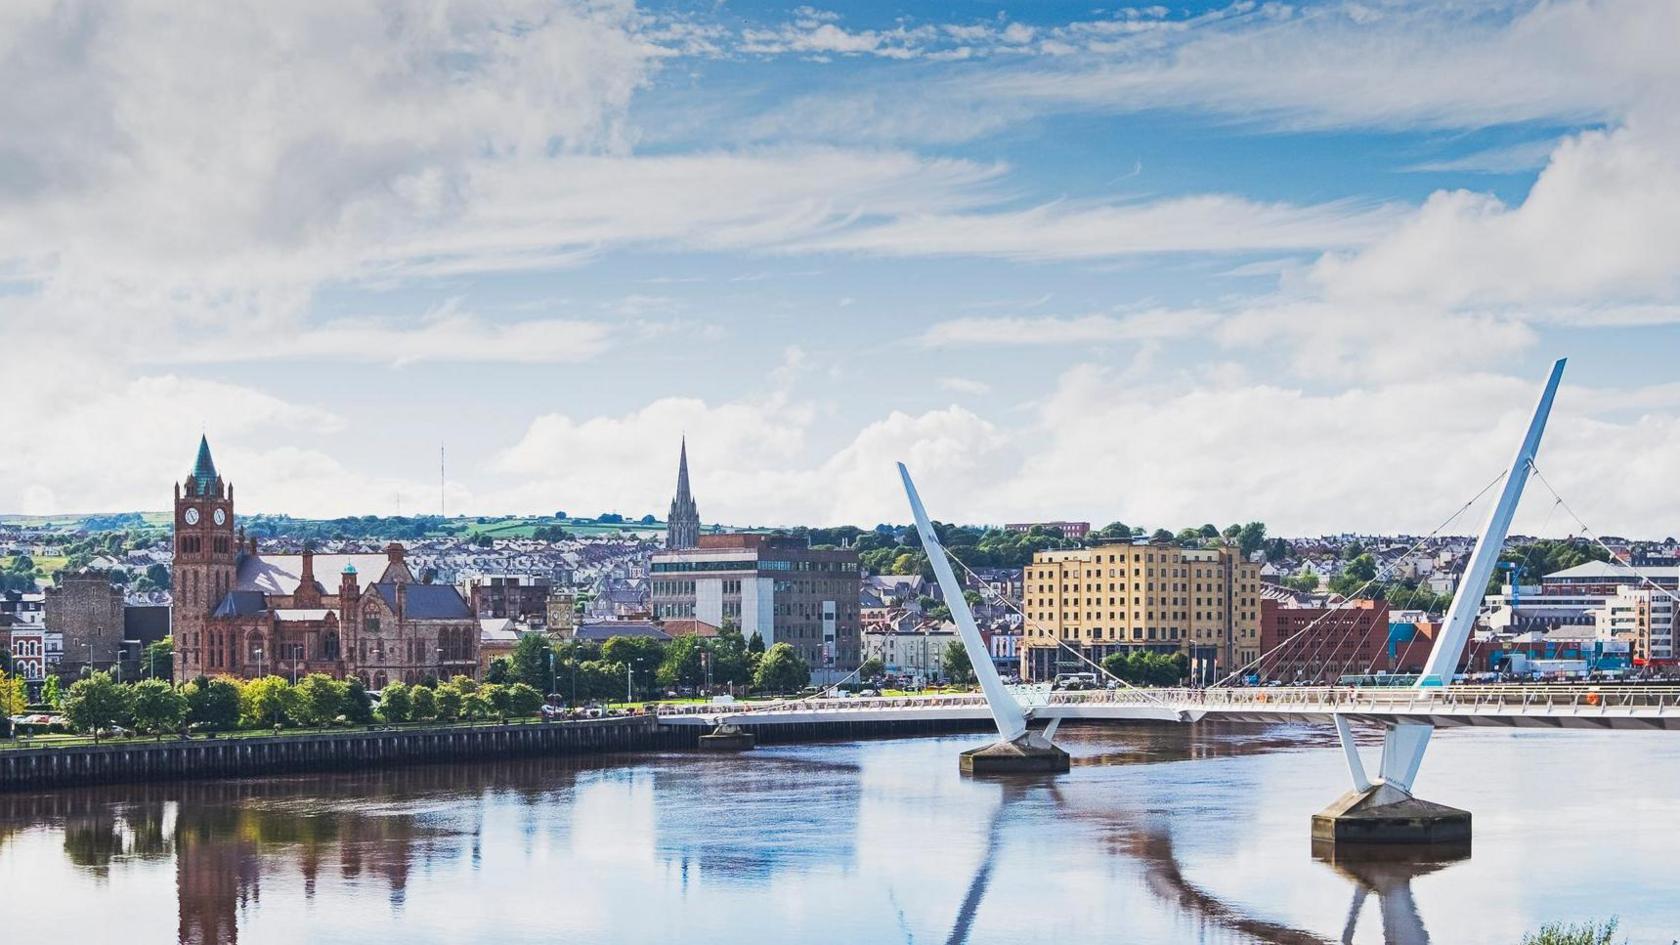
1019 542 1262 682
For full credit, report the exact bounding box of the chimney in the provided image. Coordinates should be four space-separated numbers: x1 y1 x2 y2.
298 548 319 605
385 542 405 566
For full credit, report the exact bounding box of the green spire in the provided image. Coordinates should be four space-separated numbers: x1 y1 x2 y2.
190 435 219 496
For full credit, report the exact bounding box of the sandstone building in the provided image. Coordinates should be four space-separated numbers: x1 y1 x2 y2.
1020 542 1261 682
172 437 478 686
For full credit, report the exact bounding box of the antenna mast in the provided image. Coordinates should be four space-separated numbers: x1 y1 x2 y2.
440 443 446 518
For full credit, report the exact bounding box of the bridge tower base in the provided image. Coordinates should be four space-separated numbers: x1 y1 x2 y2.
1312 782 1470 845
960 733 1070 775
698 724 755 751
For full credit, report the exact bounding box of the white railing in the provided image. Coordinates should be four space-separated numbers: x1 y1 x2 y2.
651 684 1680 721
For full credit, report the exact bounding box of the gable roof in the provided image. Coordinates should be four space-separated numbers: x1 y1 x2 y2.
372 582 472 620
235 554 404 596
213 590 268 618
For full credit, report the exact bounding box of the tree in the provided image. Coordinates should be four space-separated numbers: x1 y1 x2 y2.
753 643 810 694
1237 522 1268 559
378 683 413 723
185 676 242 730
656 635 707 689
43 675 63 709
1150 528 1174 543
293 674 348 727
143 638 174 680
709 626 753 687
485 658 512 685
434 684 463 721
130 678 187 737
941 640 974 685
410 685 437 720
484 683 512 720
0 647 10 675
0 670 26 735
510 634 554 691
858 657 885 681
344 676 375 724
64 672 133 739
747 632 766 657
242 676 296 728
461 690 492 720
507 682 543 717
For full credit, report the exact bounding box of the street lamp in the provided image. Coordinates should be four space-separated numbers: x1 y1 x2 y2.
255 647 264 679
437 646 445 685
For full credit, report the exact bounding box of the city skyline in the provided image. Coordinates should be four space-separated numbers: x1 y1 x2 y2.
3 1 1678 536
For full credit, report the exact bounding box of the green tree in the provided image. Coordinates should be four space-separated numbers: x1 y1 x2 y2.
63 672 134 739
461 689 492 720
483 683 512 720
241 676 296 727
378 683 413 723
0 670 27 734
509 634 554 691
656 635 707 689
941 640 974 685
344 676 375 724
506 682 543 717
43 675 63 709
130 678 188 737
747 632 766 657
709 626 753 687
184 676 242 730
143 637 174 680
1237 522 1268 559
858 656 885 681
434 684 463 721
485 658 511 684
753 643 810 694
293 674 348 727
410 685 437 720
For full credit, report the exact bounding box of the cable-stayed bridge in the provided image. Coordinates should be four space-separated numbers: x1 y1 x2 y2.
667 357 1680 845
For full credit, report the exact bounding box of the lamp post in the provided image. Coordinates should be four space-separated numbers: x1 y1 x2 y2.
255 647 264 680
437 646 445 685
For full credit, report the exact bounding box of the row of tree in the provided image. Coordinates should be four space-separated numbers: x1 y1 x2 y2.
1100 650 1190 686
41 671 552 740
481 629 815 701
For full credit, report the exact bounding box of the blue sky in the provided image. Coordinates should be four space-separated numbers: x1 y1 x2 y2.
2 0 1678 535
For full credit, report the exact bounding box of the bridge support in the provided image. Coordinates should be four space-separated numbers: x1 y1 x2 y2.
960 729 1071 775
1313 718 1468 844
900 464 1069 775
698 723 755 751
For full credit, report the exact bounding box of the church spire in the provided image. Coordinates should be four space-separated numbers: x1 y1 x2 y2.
667 437 700 549
190 435 219 497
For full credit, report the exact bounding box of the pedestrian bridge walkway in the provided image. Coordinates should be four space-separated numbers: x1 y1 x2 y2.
655 684 1680 731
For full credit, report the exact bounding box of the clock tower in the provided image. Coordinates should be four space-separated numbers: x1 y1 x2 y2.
173 436 239 681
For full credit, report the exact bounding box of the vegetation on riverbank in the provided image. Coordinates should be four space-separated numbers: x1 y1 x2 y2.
1520 918 1620 945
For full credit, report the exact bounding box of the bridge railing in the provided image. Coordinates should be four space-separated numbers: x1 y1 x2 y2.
1048 685 1680 713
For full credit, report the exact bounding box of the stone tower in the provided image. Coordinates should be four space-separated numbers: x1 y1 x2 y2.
666 437 700 549
172 435 239 681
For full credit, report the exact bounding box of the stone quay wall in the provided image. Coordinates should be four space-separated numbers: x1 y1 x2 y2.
0 715 995 792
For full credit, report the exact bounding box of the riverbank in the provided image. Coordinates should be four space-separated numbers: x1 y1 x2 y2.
0 714 993 791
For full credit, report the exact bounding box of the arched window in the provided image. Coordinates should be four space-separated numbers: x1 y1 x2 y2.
322 631 341 661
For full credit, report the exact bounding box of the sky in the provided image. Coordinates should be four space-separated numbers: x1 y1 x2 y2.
1 0 1678 535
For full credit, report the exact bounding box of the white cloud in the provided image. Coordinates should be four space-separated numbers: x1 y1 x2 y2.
923 310 1218 347
979 0 1679 132
476 365 1680 536
805 194 1399 260
1306 119 1680 311
938 377 991 396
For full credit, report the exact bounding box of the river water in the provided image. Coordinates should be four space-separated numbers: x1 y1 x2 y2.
2 722 1675 944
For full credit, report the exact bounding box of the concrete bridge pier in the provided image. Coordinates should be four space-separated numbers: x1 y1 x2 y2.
698 723 755 751
960 729 1070 775
1313 717 1469 845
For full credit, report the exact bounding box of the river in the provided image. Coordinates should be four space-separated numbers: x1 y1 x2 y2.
2 722 1675 944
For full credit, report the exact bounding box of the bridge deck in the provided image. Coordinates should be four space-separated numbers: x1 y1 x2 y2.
656 685 1680 732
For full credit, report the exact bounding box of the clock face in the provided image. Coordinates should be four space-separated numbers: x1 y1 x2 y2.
213 508 227 526
183 507 200 525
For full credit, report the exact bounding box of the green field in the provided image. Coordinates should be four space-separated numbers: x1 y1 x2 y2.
3 554 67 576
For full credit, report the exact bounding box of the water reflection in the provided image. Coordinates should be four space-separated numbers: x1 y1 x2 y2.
0 728 1674 945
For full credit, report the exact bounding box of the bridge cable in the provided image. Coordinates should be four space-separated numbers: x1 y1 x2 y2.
1528 461 1680 609
1212 468 1509 688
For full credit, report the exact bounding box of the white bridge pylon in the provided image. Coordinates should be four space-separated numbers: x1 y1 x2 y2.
1343 357 1566 795
898 463 1030 742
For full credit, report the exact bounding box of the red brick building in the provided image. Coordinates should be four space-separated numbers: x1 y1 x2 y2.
172 437 478 687
1259 597 1391 683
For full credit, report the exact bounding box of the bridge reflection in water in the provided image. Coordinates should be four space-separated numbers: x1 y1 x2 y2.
5 725 1676 944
